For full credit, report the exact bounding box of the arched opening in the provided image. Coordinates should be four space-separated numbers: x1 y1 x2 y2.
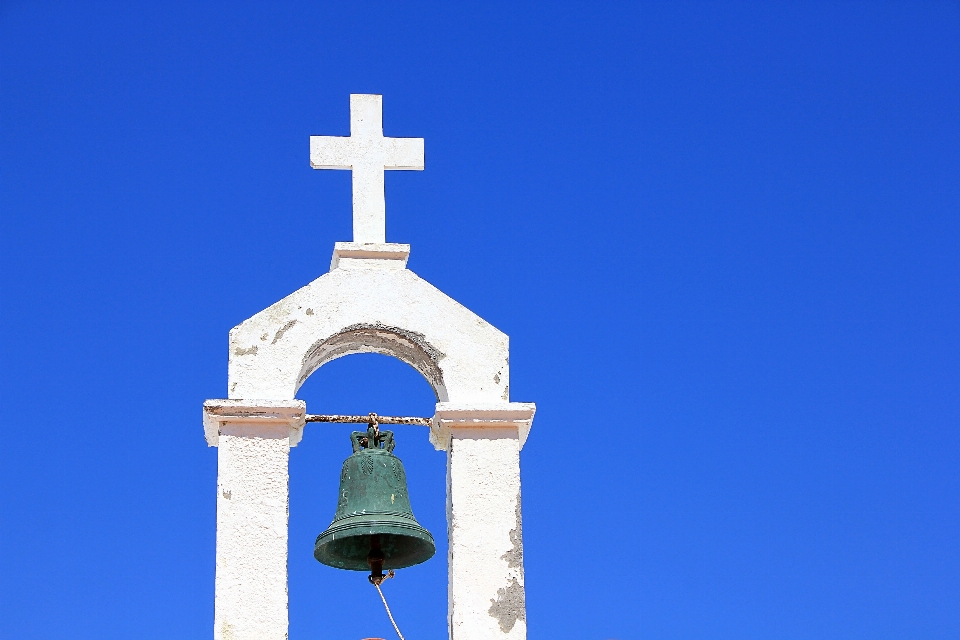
296 323 449 402
289 353 447 640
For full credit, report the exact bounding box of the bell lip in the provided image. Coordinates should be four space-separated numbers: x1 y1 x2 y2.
314 520 436 571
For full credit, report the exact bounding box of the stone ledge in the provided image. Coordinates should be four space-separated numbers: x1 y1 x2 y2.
430 402 536 451
203 399 306 447
330 242 410 271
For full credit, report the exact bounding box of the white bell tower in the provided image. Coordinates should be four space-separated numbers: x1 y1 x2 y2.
202 94 536 640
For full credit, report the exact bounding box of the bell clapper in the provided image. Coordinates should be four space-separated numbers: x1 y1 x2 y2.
367 534 387 585
368 534 403 640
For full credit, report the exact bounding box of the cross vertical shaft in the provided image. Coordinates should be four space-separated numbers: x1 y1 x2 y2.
310 94 424 244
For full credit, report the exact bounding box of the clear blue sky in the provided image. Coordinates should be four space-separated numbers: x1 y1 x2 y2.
1 2 958 639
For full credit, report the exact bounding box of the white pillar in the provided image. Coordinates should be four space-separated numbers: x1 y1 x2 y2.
203 400 306 640
434 403 536 640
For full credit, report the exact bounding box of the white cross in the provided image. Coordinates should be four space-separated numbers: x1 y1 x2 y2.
310 94 424 244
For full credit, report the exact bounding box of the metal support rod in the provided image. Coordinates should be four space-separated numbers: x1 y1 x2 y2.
303 413 431 427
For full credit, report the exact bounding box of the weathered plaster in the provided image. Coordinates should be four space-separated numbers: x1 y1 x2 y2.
203 399 305 448
489 577 526 633
432 402 535 451
227 246 509 408
299 322 445 395
491 499 526 632
502 493 524 569
205 400 305 640
447 427 527 640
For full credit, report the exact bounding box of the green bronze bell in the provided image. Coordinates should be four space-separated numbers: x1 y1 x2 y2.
315 421 435 582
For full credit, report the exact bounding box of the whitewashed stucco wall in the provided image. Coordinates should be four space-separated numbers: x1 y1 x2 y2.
204 244 535 640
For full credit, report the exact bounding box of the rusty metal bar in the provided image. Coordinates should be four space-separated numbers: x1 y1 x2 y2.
304 413 432 427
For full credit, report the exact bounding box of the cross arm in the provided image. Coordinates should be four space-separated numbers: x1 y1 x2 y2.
382 136 424 170
310 136 355 169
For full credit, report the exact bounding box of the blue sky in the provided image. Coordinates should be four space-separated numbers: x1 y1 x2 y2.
1 2 958 639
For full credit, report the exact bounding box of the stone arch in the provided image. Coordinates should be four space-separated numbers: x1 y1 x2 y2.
296 322 448 401
227 260 509 407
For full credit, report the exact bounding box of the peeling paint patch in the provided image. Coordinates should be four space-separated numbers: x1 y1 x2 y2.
501 492 523 568
234 345 258 356
272 319 297 345
222 489 232 500
488 576 525 633
493 372 501 384
339 322 446 361
305 308 314 315
501 384 510 400
260 333 268 341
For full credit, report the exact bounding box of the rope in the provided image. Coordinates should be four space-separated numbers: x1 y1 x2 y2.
303 413 432 427
374 579 405 640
